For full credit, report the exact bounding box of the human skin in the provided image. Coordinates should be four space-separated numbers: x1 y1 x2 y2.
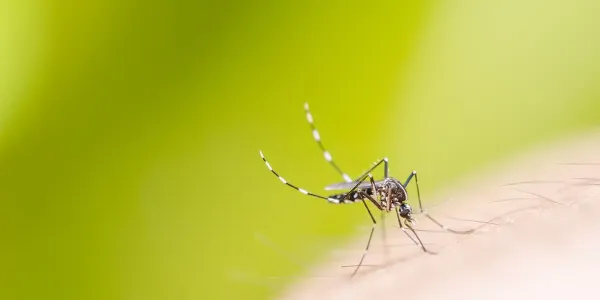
280 130 600 300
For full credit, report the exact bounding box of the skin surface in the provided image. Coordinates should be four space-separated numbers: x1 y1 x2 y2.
279 130 600 300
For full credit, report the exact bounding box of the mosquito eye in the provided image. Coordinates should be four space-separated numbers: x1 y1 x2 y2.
399 204 412 217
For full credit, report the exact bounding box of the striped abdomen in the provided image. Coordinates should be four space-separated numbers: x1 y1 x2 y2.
327 188 373 204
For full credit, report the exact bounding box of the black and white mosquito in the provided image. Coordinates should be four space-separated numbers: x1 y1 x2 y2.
259 103 473 277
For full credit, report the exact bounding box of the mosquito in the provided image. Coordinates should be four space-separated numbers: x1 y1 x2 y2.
259 103 474 277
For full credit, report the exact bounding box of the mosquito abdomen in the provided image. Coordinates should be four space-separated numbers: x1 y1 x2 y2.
328 190 367 204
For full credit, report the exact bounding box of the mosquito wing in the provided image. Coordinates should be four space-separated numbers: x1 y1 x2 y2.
324 180 384 191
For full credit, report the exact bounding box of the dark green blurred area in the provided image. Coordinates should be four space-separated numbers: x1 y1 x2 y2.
1 0 599 299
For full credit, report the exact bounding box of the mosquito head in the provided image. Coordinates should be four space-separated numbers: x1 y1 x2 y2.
399 203 413 219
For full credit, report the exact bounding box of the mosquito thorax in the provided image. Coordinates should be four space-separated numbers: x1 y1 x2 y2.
381 177 408 203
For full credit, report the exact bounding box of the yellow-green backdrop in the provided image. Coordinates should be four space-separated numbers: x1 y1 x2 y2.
1 0 599 299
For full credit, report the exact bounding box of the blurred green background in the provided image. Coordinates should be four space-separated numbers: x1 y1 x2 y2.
1 0 599 299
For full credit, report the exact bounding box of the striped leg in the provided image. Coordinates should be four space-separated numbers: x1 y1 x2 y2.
304 103 392 265
260 151 382 207
350 174 382 278
304 103 389 181
260 151 385 277
304 103 353 183
260 151 389 206
259 151 342 204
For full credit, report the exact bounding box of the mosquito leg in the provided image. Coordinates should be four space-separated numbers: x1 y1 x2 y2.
304 103 390 182
384 157 389 179
360 191 378 224
395 206 420 247
355 174 383 210
349 177 384 278
380 210 389 261
304 103 353 183
354 200 377 271
354 158 389 184
260 151 347 204
351 218 376 279
261 150 382 207
325 173 385 282
365 173 387 259
324 159 389 191
403 171 416 188
405 171 474 234
367 174 388 261
261 151 383 213
260 151 384 277
336 161 388 204
404 220 432 253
